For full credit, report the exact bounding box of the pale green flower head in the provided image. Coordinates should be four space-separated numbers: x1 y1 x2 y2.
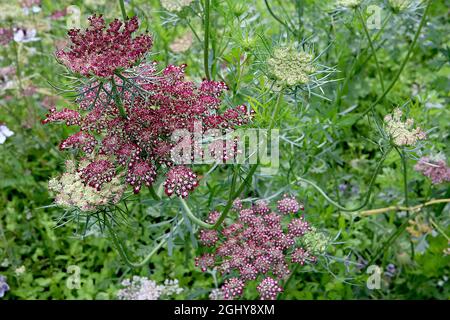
49 160 126 212
383 108 427 147
336 0 362 8
267 46 317 88
303 227 331 255
388 0 412 12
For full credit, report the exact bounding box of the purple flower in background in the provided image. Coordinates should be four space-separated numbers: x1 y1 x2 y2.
385 263 396 278
415 156 450 184
0 275 10 298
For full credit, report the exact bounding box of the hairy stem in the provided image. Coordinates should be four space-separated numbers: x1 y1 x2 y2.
269 91 283 130
368 210 420 266
264 0 298 37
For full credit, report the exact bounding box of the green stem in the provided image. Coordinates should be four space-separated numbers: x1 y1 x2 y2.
203 0 211 80
264 0 298 37
357 8 385 92
106 217 184 268
397 148 415 259
334 12 392 110
111 77 127 118
296 147 392 212
148 185 161 201
368 210 420 266
269 91 283 130
358 0 432 119
277 264 299 300
180 164 258 229
119 0 127 20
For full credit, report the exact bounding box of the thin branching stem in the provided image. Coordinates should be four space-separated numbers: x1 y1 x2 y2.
296 146 392 212
204 0 211 80
119 0 127 20
358 0 432 119
180 164 258 229
148 185 161 201
106 216 184 268
359 198 450 216
264 0 298 37
111 77 127 118
356 8 385 92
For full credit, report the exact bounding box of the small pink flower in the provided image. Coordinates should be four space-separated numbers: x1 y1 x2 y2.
195 253 215 272
291 247 316 265
257 277 283 300
415 156 450 185
277 194 303 214
60 131 97 153
79 159 116 191
199 229 219 247
164 166 199 198
221 278 244 300
126 161 156 193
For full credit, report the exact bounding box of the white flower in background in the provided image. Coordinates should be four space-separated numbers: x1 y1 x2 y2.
14 265 26 276
383 108 426 146
170 31 193 53
22 5 41 15
160 0 194 12
117 276 164 300
117 276 184 300
209 288 224 300
162 279 184 296
0 124 14 144
14 28 40 43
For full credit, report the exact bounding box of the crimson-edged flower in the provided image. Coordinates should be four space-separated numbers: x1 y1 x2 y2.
277 194 304 214
257 277 283 300
56 15 152 78
221 278 245 300
44 15 253 203
195 195 319 300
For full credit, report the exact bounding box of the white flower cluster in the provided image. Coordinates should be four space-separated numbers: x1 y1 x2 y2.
48 159 125 212
117 276 183 300
209 288 224 300
160 0 194 12
336 0 362 8
383 108 426 146
0 124 14 144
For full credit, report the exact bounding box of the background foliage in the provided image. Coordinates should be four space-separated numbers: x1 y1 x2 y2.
0 0 449 299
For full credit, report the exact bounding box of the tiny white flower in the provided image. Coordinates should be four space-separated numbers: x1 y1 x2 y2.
14 28 39 43
0 124 14 144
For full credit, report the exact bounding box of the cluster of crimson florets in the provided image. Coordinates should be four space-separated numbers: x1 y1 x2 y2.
195 195 316 300
55 15 152 78
43 15 252 196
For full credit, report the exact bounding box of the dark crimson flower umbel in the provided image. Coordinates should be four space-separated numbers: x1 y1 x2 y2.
44 15 253 199
56 15 153 77
195 196 318 300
